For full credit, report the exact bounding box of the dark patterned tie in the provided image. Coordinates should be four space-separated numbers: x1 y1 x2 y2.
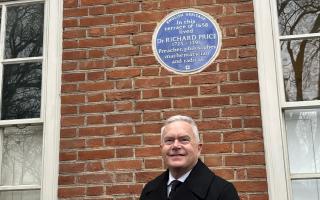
168 180 182 200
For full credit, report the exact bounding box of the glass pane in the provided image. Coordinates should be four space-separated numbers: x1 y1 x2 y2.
0 125 42 186
5 3 44 58
0 190 40 200
281 39 320 101
277 0 320 35
1 62 42 120
285 109 320 173
292 179 320 200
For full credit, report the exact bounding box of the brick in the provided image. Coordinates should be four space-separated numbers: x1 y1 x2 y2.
61 94 85 104
234 181 268 192
202 143 232 154
106 25 139 36
136 100 171 110
106 46 139 57
79 81 114 91
63 30 86 39
220 60 257 71
240 71 258 80
78 150 115 160
64 0 78 8
222 106 261 117
135 123 162 133
173 98 191 108
59 152 77 161
63 50 86 60
87 115 104 125
105 160 142 170
115 15 132 23
134 12 165 22
79 38 113 48
106 68 141 79
245 142 265 152
86 138 104 148
160 0 191 9
136 171 162 183
106 184 142 195
219 13 254 25
224 130 262 141
191 74 227 84
78 173 113 184
60 163 85 173
115 173 134 182
62 73 85 82
80 103 114 113
115 101 133 111
162 87 197 97
105 136 141 146
223 36 256 48
142 89 160 99
220 83 259 93
204 156 223 166
116 148 134 158
59 175 75 185
87 186 104 196
143 135 160 145
244 118 262 128
192 96 230 107
135 147 161 157
79 126 114 136
61 116 84 127
60 128 77 138
135 77 170 89
134 56 157 66
247 168 267 178
81 0 113 6
105 3 139 14
80 16 113 26
89 6 105 15
198 120 232 130
64 8 88 17
106 113 141 123
225 155 265 166
200 85 218 95
60 139 86 149
86 162 104 172
58 187 85 198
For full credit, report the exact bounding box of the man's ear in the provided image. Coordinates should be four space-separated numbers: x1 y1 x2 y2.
198 143 203 153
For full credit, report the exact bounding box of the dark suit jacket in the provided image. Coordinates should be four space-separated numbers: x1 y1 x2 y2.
140 160 240 200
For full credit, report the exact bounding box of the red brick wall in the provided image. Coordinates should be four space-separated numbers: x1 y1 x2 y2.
60 0 268 199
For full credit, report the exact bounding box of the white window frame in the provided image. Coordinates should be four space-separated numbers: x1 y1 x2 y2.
0 0 62 199
41 0 62 199
254 0 320 200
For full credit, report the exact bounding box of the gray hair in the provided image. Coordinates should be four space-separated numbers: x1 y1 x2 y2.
160 115 200 143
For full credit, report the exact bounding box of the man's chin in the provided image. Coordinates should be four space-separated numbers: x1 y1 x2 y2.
167 159 185 167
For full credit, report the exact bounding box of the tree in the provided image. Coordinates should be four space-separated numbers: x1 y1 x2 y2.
278 0 320 101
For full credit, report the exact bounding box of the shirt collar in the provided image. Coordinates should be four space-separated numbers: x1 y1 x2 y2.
167 169 192 186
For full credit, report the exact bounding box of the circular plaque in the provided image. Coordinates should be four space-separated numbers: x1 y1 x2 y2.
152 9 222 74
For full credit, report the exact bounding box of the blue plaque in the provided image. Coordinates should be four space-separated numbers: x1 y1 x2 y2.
152 9 222 74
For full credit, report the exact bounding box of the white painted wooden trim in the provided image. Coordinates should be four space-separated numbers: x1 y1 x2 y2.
253 0 289 200
40 0 62 199
0 185 40 191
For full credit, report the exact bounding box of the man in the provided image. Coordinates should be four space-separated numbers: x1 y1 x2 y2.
140 115 240 200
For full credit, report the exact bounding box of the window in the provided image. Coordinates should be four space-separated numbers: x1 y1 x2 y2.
254 0 320 200
0 0 61 200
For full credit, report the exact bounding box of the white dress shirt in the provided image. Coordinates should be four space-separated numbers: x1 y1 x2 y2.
167 170 191 196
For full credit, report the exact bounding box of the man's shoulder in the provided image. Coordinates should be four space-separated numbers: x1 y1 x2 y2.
142 170 167 192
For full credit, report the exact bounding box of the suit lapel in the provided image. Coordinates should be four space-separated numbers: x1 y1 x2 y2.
183 160 215 199
143 170 168 200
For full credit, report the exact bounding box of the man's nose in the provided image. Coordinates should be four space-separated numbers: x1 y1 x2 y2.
172 139 181 148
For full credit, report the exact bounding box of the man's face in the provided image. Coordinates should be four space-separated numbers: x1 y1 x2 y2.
160 121 202 174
